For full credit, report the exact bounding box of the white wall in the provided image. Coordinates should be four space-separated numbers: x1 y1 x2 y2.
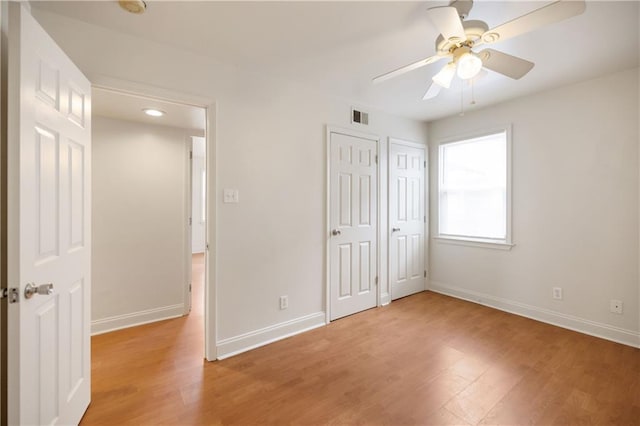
32 10 429 356
91 116 192 334
428 68 640 347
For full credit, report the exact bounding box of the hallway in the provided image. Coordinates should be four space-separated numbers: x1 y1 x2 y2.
82 254 205 424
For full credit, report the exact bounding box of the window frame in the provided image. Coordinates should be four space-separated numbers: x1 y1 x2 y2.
435 125 514 250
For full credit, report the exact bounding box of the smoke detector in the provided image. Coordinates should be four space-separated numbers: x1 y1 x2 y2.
119 0 147 14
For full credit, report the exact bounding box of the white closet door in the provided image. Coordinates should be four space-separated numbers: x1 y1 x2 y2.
389 142 426 300
329 131 378 320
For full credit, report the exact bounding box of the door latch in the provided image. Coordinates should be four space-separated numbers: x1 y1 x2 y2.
1 288 20 303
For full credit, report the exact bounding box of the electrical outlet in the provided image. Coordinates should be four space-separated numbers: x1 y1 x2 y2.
552 287 563 300
610 299 623 314
279 295 288 310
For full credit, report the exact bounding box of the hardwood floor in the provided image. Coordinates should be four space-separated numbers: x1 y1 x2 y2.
82 256 639 425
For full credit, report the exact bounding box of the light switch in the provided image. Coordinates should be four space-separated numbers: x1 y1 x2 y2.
223 189 239 203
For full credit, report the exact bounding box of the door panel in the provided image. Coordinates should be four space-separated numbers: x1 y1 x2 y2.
191 137 206 254
389 142 425 300
329 131 377 320
8 4 91 424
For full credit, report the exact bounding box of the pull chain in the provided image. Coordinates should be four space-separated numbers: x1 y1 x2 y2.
471 78 476 106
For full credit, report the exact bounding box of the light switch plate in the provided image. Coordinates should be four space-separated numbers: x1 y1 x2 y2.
223 189 239 203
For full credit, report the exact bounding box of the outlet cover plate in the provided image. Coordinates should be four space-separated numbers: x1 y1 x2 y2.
610 299 623 314
552 287 563 300
279 295 288 310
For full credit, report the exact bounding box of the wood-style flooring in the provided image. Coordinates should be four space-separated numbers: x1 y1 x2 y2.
82 255 639 425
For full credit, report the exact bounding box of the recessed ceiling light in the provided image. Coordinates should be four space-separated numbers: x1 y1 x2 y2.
142 108 165 117
119 0 147 14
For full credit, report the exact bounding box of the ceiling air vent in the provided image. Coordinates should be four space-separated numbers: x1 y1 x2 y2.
352 108 369 125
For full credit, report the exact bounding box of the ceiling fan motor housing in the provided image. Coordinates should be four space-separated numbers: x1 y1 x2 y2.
435 20 488 55
450 0 473 20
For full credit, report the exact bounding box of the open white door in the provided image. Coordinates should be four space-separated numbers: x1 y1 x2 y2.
389 140 426 300
7 4 91 424
191 137 206 254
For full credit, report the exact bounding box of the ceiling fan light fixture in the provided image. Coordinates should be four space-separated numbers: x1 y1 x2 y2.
432 63 456 89
456 52 483 80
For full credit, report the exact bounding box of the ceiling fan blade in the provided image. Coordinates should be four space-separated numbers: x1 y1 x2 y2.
478 49 534 79
426 6 466 43
423 82 442 100
480 0 585 45
372 54 446 84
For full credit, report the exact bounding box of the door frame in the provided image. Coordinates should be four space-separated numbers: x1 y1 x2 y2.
387 137 429 300
0 2 8 423
186 135 207 314
325 126 381 324
184 136 193 315
91 75 218 361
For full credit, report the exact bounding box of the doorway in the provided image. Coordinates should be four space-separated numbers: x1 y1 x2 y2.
2 5 216 423
91 87 208 348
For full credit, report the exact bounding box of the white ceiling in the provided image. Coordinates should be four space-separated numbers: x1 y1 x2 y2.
32 1 639 122
93 87 206 133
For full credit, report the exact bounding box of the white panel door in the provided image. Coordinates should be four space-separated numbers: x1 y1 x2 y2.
329 131 377 320
389 142 425 300
191 153 206 253
8 4 91 425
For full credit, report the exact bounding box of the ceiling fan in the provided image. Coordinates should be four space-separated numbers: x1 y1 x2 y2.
373 0 586 100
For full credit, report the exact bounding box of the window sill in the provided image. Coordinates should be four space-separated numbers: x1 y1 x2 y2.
434 236 514 251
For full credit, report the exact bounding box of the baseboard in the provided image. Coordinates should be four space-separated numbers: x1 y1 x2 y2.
429 281 640 348
216 312 326 359
91 304 185 335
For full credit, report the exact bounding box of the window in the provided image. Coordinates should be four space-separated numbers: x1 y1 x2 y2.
437 127 512 248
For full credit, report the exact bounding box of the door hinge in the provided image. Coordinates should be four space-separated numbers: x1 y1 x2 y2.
424 160 426 168
375 155 378 164
189 283 192 292
190 151 193 159
424 215 426 223
189 217 192 226
375 276 378 286
424 270 427 278
1 288 19 303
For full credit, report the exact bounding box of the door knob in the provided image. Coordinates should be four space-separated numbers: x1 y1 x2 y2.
392 227 401 233
24 283 54 299
331 229 341 236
